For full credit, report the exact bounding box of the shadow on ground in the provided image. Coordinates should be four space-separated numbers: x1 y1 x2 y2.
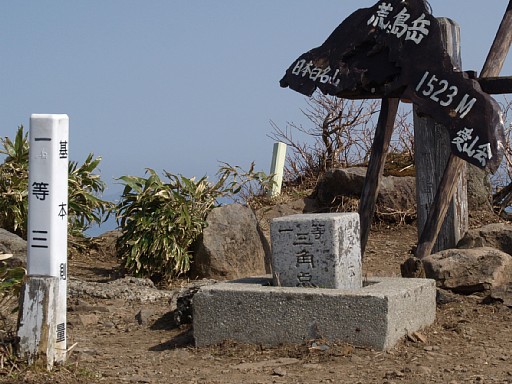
149 325 194 351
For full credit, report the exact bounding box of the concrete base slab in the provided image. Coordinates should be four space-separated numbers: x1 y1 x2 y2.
193 276 436 351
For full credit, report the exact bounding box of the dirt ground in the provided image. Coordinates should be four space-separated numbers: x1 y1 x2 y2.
2 222 512 384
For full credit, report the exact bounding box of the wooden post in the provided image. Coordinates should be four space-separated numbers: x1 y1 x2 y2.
481 0 512 78
416 154 465 258
414 18 468 254
469 0 512 212
415 3 512 259
17 115 69 368
359 98 400 256
268 142 287 198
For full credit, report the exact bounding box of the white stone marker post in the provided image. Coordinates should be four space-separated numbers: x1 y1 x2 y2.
18 114 69 368
268 142 287 197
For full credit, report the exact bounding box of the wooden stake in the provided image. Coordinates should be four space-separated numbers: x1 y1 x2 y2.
481 0 512 78
359 98 399 256
268 142 287 198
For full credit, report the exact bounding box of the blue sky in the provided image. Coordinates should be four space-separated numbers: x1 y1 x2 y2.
2 0 512 202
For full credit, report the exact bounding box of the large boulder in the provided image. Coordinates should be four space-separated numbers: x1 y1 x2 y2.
467 165 493 212
377 174 417 222
190 204 268 280
0 228 27 267
487 283 512 307
457 223 512 254
314 167 416 222
254 197 319 247
315 167 368 202
422 247 512 294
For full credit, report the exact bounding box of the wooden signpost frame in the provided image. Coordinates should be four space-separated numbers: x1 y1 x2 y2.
359 0 512 259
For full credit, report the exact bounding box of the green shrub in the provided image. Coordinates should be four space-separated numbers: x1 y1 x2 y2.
68 154 113 235
0 127 29 238
0 126 112 241
0 258 25 372
0 261 25 294
116 164 273 281
0 261 26 294
0 258 26 314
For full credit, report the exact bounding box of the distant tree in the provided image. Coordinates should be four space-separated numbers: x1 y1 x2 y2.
491 97 512 215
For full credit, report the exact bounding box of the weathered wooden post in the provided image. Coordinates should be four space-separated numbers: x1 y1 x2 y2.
470 0 512 211
268 142 287 197
17 114 69 369
359 98 399 255
480 0 512 79
414 18 468 254
415 1 512 259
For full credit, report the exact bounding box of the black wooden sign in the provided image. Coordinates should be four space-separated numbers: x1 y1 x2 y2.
280 0 505 172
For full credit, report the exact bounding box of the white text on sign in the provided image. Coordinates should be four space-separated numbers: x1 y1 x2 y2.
367 2 431 44
415 71 477 119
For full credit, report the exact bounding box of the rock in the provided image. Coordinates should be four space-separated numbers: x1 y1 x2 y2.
313 167 416 222
436 289 461 305
0 228 27 267
127 375 151 383
422 247 512 294
68 298 107 313
135 309 153 326
0 245 13 260
415 366 433 375
266 197 310 217
401 257 425 278
234 358 300 370
78 314 100 327
486 283 512 307
255 197 318 247
97 230 121 253
467 165 493 212
68 277 176 302
409 331 427 344
272 367 287 377
376 174 416 222
173 279 216 325
457 223 512 254
191 204 267 280
315 167 367 202
384 370 405 379
0 242 10 253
